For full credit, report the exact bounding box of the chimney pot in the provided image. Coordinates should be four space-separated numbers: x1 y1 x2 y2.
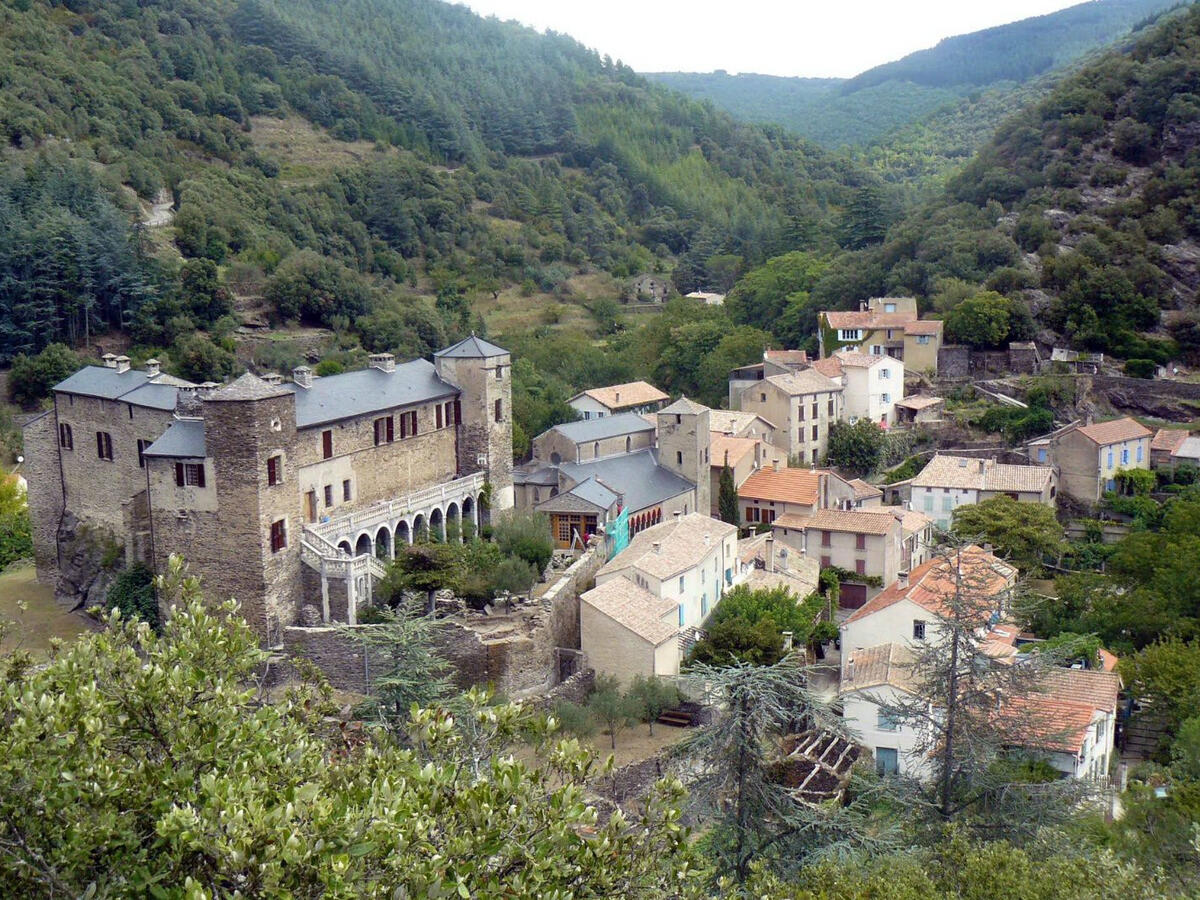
898 571 909 589
114 355 131 374
144 358 160 377
261 372 283 385
673 510 681 519
652 541 661 554
293 366 314 389
368 352 396 374
765 534 775 573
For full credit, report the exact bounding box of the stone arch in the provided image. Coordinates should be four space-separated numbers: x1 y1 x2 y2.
461 496 475 537
375 525 392 560
396 519 411 546
413 513 428 542
429 506 445 541
446 501 461 541
355 533 372 557
338 540 352 555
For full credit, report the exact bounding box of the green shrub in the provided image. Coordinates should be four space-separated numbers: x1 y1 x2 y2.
1123 358 1156 379
106 564 158 629
8 344 80 407
493 511 554 576
552 701 596 738
490 556 538 595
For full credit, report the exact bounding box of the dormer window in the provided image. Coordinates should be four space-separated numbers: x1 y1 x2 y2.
838 329 862 341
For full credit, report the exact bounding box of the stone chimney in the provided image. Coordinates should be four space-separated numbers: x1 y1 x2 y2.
765 534 775 573
614 390 620 404
114 355 131 374
101 353 117 369
144 358 160 377
898 571 909 589
673 510 682 519
369 352 396 374
260 372 283 385
293 366 313 389
772 458 781 472
652 541 661 554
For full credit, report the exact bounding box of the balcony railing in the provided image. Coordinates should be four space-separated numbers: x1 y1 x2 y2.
308 471 486 544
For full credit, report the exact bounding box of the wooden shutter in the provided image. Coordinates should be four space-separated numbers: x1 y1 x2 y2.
175 463 184 486
436 405 443 429
322 430 332 458
399 413 407 439
409 411 417 436
386 415 394 442
453 399 461 425
194 464 206 488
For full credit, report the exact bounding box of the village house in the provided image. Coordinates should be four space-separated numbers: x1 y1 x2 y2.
840 643 1120 780
684 290 725 305
771 507 933 608
566 381 670 419
580 513 739 684
811 350 905 427
909 454 1057 530
846 478 884 508
1047 417 1152 503
1150 428 1200 473
839 544 1017 674
23 339 514 641
707 409 779 446
893 395 945 426
733 368 843 464
727 349 810 407
515 398 712 549
709 432 767 516
817 298 944 374
737 463 859 527
737 531 822 599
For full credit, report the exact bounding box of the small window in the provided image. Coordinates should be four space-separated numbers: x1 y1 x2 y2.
811 402 818 419
913 620 926 640
855 559 866 575
1121 447 1129 465
270 519 287 553
678 605 685 627
594 441 600 458
820 555 831 568
324 484 333 507
881 392 890 404
916 335 930 345
676 450 683 465
1038 448 1047 462
267 455 282 486
884 302 896 313
96 431 113 461
1136 444 1144 463
343 479 352 502
128 404 134 420
875 747 898 775
436 405 443 429
174 462 205 487
625 436 631 452
821 530 831 548
496 365 504 380
453 399 461 425
828 398 834 416
137 439 152 469
494 399 503 423
374 417 394 445
855 533 866 551
58 423 73 450
678 576 685 593
877 710 899 731
759 392 766 403
322 429 333 459
880 368 890 379
675 414 682 425
1106 450 1114 469
811 424 818 441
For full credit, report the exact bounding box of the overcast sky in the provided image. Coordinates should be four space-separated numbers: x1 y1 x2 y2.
458 0 1090 78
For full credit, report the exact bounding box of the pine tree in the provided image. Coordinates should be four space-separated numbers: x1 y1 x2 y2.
718 455 740 526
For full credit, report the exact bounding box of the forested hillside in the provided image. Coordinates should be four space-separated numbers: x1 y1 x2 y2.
750 4 1200 369
0 0 865 369
649 0 1181 149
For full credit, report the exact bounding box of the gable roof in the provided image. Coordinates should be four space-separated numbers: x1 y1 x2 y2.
895 395 944 411
823 310 916 330
841 643 919 695
903 320 943 336
1151 428 1189 453
847 478 883 501
570 381 669 411
558 449 694 512
808 356 844 379
659 396 709 416
143 418 206 459
1074 417 1152 445
708 410 775 435
433 334 508 358
285 358 458 428
711 433 759 469
911 454 1054 494
788 507 900 537
844 545 1016 625
764 349 810 367
834 350 889 368
54 365 196 410
598 512 736 581
549 411 656 444
739 466 822 506
581 578 678 646
765 369 839 397
1003 667 1121 754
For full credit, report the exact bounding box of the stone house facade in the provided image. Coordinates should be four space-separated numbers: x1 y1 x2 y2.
818 298 943 374
910 454 1057 530
23 337 514 642
733 369 842 464
1048 417 1152 503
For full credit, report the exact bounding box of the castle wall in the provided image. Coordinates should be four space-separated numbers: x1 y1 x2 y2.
21 411 63 583
436 352 514 509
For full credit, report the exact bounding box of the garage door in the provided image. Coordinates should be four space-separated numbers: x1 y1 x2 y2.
840 582 868 610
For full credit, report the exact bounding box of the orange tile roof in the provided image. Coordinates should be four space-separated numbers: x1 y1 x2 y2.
904 320 943 336
895 395 944 411
799 508 900 536
574 381 669 411
844 545 1016 625
710 433 759 469
738 466 821 506
824 310 916 330
847 478 883 500
765 369 840 397
841 643 919 694
1000 668 1120 754
1151 428 1189 453
764 349 810 366
809 357 844 378
1075 417 1152 445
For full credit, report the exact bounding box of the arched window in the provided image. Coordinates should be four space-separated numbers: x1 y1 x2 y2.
625 436 631 452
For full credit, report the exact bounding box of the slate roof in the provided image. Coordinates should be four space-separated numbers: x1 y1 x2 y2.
598 512 736 581
739 466 822 506
570 381 669 411
549 412 656 444
912 454 1054 494
54 365 197 410
285 359 458 428
513 466 559 486
844 545 1016 625
433 334 508 358
558 449 694 512
765 369 839 397
581 578 679 645
1074 417 1152 445
143 419 206 459
206 373 290 402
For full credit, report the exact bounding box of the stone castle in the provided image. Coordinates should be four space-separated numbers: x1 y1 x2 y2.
23 336 514 643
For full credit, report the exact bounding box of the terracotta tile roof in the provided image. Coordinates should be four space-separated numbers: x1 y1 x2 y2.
847 478 883 500
581 578 678 645
800 508 900 536
844 545 1016 625
1098 648 1119 673
597 512 736 581
1075 417 1152 445
841 643 919 694
809 357 844 378
833 350 888 368
898 509 933 538
911 454 1054 494
772 513 813 530
895 395 944 411
765 369 840 397
739 466 822 506
1001 668 1120 754
572 381 669 411
1152 428 1189 453
710 434 759 469
764 349 809 366
824 310 916 330
904 320 943 336
708 410 775 435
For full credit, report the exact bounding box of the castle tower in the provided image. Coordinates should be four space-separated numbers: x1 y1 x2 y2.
657 397 711 516
434 335 514 511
